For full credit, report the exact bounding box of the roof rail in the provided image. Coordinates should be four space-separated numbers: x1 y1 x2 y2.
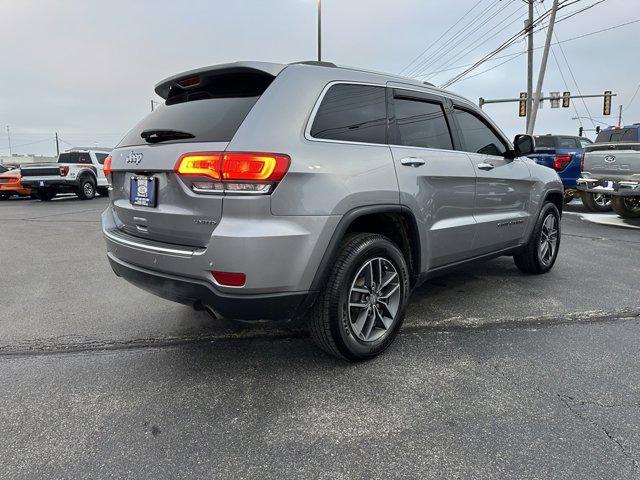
291 61 337 68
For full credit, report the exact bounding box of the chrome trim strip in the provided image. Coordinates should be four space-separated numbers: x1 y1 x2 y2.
104 228 201 257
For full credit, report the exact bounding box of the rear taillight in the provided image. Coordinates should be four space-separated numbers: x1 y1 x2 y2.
553 154 571 171
59 165 69 176
103 155 112 175
176 152 290 194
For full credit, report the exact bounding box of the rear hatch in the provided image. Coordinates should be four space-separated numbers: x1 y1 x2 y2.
109 65 281 247
583 143 640 181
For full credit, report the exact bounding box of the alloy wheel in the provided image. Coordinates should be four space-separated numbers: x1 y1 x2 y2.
594 193 611 208
538 214 559 267
348 257 401 343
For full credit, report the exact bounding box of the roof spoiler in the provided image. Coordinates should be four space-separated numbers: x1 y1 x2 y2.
154 61 286 100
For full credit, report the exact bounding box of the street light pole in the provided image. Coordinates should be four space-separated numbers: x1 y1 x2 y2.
6 126 11 156
525 0 534 132
317 0 322 62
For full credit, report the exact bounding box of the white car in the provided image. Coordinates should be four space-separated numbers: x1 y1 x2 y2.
20 147 111 201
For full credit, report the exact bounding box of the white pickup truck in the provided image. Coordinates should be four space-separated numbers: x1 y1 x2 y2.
577 125 640 218
20 147 111 201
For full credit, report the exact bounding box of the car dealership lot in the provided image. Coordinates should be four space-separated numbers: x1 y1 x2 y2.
1 196 640 478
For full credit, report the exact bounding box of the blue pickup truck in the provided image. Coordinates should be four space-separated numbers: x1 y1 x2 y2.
528 134 610 211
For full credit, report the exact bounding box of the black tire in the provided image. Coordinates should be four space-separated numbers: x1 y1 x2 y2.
97 187 109 197
514 202 561 274
308 233 410 361
563 190 576 204
0 192 10 200
581 191 612 212
611 196 640 219
76 177 96 200
34 189 55 201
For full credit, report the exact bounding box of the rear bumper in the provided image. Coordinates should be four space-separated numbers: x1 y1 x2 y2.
0 184 30 195
21 177 76 189
576 178 640 197
107 253 311 321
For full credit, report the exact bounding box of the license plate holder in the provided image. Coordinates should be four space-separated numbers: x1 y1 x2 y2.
130 176 157 207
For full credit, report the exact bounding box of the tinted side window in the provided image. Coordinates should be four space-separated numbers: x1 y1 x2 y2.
310 84 387 144
558 137 579 148
579 139 592 148
394 97 452 150
595 131 612 143
535 136 556 148
454 109 507 156
95 153 109 165
622 128 638 142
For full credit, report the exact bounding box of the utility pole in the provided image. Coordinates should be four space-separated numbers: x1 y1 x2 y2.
6 126 11 156
527 0 559 135
617 104 623 127
525 0 534 132
55 132 60 156
317 0 322 62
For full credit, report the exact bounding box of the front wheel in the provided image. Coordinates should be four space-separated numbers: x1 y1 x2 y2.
514 202 561 274
611 196 640 219
308 233 410 361
581 191 612 212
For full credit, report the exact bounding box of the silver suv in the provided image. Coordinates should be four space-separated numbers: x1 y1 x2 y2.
102 61 563 360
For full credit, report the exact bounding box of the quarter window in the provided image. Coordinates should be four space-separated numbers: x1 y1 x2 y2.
622 128 638 142
394 97 452 150
310 84 387 144
453 108 507 156
95 153 109 164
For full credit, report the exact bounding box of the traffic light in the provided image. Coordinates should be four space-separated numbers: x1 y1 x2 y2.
519 92 527 117
596 126 601 134
578 127 583 137
562 92 570 108
603 91 612 116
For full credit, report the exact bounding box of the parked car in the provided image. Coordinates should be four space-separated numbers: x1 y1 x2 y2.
528 134 601 207
0 168 31 199
577 124 640 218
20 148 111 201
102 61 563 360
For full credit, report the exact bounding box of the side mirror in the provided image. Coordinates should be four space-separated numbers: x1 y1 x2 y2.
510 134 535 158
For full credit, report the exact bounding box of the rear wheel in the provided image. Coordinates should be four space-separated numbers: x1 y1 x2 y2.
308 233 410 361
611 196 640 219
514 202 561 274
0 192 10 200
563 190 576 204
581 191 612 212
76 177 96 200
34 189 55 201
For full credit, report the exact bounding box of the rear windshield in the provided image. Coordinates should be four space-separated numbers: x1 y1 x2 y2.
596 128 639 143
534 136 556 148
117 97 260 147
58 152 92 164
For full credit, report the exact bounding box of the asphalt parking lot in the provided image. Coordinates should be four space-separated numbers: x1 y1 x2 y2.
1 196 640 478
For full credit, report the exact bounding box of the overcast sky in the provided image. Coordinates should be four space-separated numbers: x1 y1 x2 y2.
1 0 638 156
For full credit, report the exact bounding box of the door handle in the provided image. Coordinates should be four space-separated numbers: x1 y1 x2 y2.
400 157 426 167
477 162 495 171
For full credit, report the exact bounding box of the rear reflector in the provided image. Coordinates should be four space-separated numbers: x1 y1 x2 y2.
103 155 112 175
212 271 246 287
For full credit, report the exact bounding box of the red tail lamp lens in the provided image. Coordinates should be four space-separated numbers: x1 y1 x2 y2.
176 152 290 182
553 154 571 171
176 153 222 180
103 156 112 175
212 271 246 287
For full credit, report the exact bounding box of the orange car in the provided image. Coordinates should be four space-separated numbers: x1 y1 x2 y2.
0 167 31 199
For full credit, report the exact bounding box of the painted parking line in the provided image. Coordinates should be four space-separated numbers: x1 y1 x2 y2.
565 211 640 230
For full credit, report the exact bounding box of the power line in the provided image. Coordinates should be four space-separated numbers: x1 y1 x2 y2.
399 0 488 75
440 0 617 87
404 0 504 77
420 17 640 78
421 0 526 81
624 83 640 111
